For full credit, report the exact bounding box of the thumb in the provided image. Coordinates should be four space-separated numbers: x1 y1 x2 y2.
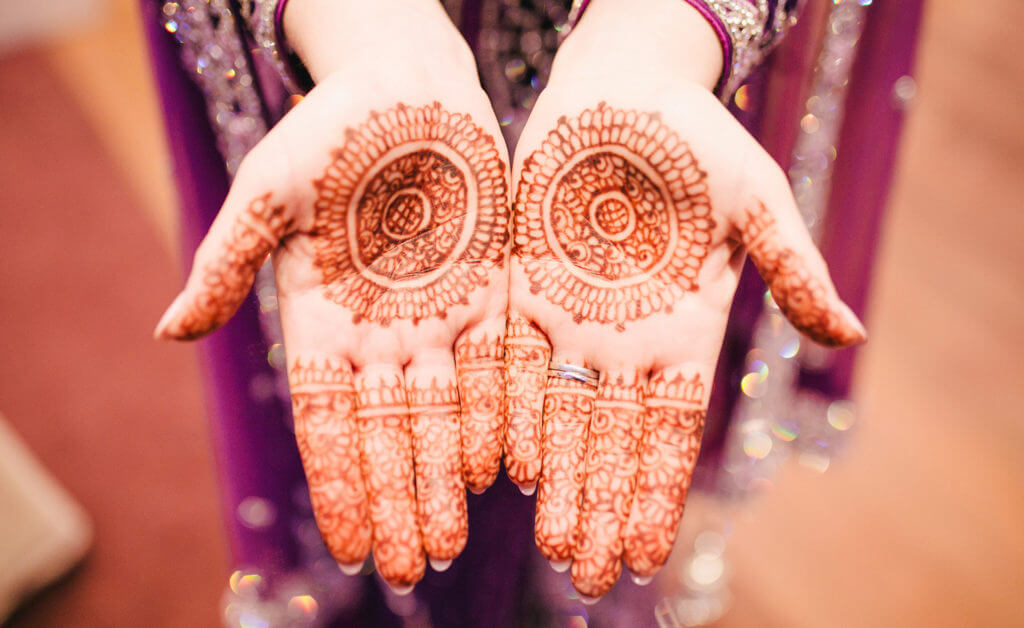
155 185 295 341
737 180 867 348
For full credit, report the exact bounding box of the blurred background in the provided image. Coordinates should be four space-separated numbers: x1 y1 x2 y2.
0 0 1021 626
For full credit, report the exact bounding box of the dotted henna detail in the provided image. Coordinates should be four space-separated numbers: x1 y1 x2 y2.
535 377 596 562
171 194 292 339
623 372 706 578
571 374 646 597
740 202 859 347
289 359 372 566
408 378 467 560
455 334 505 491
516 103 715 331
355 373 426 586
503 311 550 487
312 102 508 326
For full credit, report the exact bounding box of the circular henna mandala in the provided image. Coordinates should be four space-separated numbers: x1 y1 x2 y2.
516 103 714 327
313 102 507 325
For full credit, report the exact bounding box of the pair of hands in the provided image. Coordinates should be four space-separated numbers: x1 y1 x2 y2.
155 0 864 600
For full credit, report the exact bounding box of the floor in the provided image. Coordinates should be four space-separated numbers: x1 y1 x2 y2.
0 1 1021 626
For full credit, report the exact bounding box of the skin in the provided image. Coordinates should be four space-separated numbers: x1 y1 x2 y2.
504 0 867 601
154 0 866 602
155 2 511 592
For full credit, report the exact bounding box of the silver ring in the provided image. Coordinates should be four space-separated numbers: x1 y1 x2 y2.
548 361 600 386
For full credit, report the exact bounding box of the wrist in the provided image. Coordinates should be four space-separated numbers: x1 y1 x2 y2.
552 0 724 92
283 0 477 84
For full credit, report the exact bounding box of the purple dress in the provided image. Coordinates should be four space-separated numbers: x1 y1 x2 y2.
140 1 923 625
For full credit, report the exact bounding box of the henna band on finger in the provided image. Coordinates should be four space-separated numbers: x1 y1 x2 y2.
548 362 600 387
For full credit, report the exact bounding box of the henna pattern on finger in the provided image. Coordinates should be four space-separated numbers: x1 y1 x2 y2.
408 379 468 561
289 359 372 566
740 202 861 347
622 372 706 578
515 103 715 331
571 373 646 597
355 373 426 586
535 377 596 562
165 194 293 339
313 103 508 326
503 311 550 487
454 334 505 491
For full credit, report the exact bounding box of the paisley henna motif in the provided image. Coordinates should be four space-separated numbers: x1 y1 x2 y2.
408 378 467 560
164 193 292 339
312 102 508 326
571 373 645 597
289 359 372 566
515 103 715 331
355 372 426 586
502 311 550 487
534 377 596 562
741 201 860 347
623 372 706 578
454 334 505 492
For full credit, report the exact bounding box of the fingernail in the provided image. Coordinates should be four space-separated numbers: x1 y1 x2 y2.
578 594 600 606
467 485 486 495
549 559 570 573
838 301 868 344
154 293 185 340
515 482 537 496
386 582 414 596
631 574 653 586
338 561 365 576
429 558 452 572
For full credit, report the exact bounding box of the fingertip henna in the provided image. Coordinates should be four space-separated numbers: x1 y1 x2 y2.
623 372 706 578
455 334 505 492
534 377 596 562
158 194 289 340
740 201 866 348
289 358 372 566
408 378 468 561
503 312 550 487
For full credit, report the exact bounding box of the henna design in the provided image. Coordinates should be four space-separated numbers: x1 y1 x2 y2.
312 102 508 326
355 373 426 586
740 201 860 347
289 359 372 566
571 373 645 597
408 379 468 560
515 103 715 331
166 194 292 339
622 372 706 578
454 334 505 491
502 311 551 487
534 377 596 562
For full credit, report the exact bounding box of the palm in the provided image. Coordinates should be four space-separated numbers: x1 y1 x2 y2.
157 77 512 591
503 84 865 599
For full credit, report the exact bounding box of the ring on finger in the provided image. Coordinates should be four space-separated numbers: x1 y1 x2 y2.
548 361 599 387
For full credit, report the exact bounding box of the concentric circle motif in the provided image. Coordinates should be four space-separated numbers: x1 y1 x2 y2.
515 102 715 328
312 102 508 325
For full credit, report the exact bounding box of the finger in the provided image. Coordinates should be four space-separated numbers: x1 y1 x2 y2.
406 355 468 567
154 187 295 340
570 370 646 598
623 366 708 578
534 373 596 563
737 193 866 348
288 356 372 570
355 365 425 590
454 322 505 493
502 310 550 491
